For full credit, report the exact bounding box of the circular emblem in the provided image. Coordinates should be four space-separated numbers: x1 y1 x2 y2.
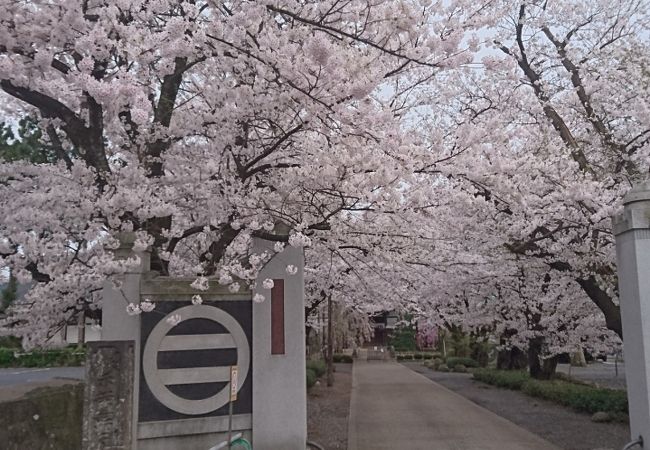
142 304 250 415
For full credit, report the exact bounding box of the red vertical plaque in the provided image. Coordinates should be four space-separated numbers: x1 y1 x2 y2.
271 279 285 355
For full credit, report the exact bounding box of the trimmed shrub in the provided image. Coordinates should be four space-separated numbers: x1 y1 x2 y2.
0 348 14 366
306 360 327 377
473 369 628 417
473 369 530 390
446 357 479 369
521 379 628 415
437 364 450 372
306 368 317 389
333 353 353 363
452 364 467 373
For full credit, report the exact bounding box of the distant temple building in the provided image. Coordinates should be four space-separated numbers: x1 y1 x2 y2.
366 311 399 347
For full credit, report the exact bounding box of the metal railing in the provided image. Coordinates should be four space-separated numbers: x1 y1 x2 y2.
622 436 643 450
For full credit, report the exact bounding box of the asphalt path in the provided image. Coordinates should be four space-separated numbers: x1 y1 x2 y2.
0 366 84 387
556 361 626 389
348 360 559 450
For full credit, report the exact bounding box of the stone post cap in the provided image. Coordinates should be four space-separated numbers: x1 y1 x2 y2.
622 181 650 206
112 232 153 252
614 181 650 236
115 231 137 249
109 231 152 272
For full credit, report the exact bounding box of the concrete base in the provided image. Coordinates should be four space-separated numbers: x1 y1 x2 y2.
138 430 252 450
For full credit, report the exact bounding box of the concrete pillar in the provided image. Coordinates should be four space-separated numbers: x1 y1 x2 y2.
613 182 650 444
84 232 149 449
101 232 150 341
252 229 307 450
82 341 135 450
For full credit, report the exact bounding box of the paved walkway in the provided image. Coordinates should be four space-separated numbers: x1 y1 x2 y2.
348 361 560 450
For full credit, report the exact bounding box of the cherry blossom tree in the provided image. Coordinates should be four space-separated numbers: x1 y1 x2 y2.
0 0 496 346
411 0 649 371
2 0 645 358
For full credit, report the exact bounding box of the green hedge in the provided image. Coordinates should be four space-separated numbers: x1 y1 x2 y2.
0 348 14 366
306 360 327 378
446 357 478 369
473 369 530 390
306 360 329 389
333 353 353 363
0 347 86 368
473 369 628 416
522 380 628 415
396 351 439 361
306 368 317 389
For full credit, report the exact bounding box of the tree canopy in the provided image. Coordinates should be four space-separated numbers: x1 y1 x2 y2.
0 0 648 353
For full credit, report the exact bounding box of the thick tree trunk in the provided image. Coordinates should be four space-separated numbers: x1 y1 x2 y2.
576 276 622 339
77 310 85 349
470 339 490 367
570 349 587 367
326 294 334 387
497 346 528 370
541 355 558 379
528 337 558 380
305 325 313 358
496 331 527 370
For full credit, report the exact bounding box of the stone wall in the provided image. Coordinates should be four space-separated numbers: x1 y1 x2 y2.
0 383 83 450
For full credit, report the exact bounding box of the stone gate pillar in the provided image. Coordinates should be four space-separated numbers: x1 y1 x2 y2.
82 232 149 450
252 230 307 450
84 230 307 450
613 182 650 444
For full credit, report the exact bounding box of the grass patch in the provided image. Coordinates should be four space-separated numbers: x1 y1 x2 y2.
0 347 86 368
473 369 628 417
333 353 353 363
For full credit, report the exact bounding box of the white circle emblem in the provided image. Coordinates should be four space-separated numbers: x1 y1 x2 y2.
142 305 250 415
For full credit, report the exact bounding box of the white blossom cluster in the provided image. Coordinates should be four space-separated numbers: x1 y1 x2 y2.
0 0 646 355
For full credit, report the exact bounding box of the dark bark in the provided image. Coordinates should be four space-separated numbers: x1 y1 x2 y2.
326 293 334 387
305 325 313 358
497 330 527 370
576 276 622 338
0 80 110 187
496 5 592 174
493 6 627 340
497 346 528 370
528 337 558 380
